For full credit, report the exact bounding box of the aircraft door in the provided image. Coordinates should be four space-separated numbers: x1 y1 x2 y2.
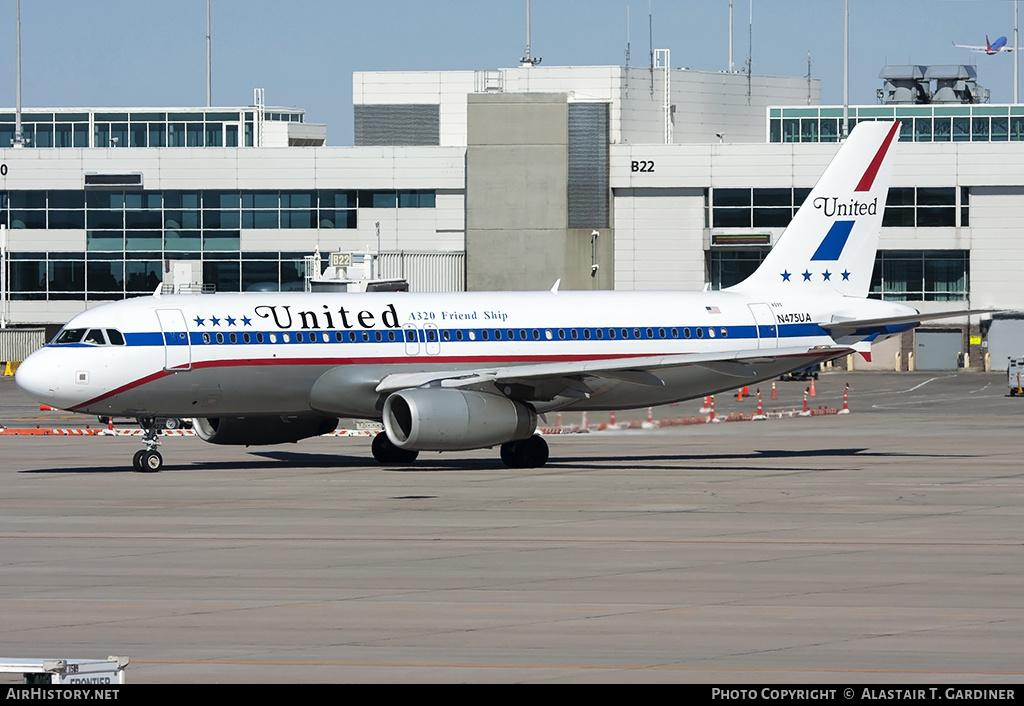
403 324 420 356
424 323 440 355
156 309 192 371
747 303 779 350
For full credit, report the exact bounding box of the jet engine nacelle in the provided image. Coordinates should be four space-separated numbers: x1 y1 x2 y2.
383 389 536 451
192 415 339 446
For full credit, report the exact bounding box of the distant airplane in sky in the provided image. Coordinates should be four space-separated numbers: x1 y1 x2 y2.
953 35 1014 54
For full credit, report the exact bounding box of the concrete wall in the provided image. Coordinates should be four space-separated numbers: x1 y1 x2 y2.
466 92 613 291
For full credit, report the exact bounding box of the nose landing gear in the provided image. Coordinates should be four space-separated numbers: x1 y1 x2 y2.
132 417 164 472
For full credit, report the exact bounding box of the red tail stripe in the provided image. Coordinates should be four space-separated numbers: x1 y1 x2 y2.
854 122 900 192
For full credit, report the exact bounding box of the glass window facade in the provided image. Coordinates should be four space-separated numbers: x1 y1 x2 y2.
711 186 961 230
710 187 813 229
769 105 1024 143
0 108 304 148
708 249 969 302
0 188 435 300
870 250 970 301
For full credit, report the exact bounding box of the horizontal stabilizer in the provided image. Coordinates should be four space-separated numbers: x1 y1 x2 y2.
824 308 996 339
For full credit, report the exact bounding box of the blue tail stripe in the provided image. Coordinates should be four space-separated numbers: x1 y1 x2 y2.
810 220 855 261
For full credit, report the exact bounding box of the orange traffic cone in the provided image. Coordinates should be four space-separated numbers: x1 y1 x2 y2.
808 378 816 396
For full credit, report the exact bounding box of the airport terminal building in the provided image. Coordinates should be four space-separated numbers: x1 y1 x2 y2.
2 63 1023 368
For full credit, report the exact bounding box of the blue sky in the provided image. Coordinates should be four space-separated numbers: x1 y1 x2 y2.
2 0 1021 144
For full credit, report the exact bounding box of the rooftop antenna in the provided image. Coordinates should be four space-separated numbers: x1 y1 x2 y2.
745 0 752 103
807 51 812 105
842 0 849 138
206 0 212 106
649 0 654 98
728 0 734 72
12 0 26 148
624 4 631 98
520 0 541 66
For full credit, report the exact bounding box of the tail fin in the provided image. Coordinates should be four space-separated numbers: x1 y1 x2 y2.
727 121 900 299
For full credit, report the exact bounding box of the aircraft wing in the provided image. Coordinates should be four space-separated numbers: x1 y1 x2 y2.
375 344 848 401
823 308 996 340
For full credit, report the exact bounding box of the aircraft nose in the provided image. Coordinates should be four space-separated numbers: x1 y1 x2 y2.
14 350 57 402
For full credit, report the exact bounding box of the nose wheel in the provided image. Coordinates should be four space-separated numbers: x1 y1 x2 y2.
132 417 164 472
132 449 164 472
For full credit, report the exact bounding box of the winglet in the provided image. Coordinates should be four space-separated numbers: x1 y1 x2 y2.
550 279 561 293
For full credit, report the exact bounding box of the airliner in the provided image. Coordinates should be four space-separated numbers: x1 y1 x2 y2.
953 35 1014 54
14 121 978 472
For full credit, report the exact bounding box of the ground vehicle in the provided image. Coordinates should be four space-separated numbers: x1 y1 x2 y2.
779 364 821 382
1008 357 1024 396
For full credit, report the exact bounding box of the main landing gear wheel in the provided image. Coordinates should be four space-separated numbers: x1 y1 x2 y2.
371 432 419 465
500 435 549 468
131 416 164 472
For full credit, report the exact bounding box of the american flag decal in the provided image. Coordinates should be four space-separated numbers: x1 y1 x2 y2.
706 306 721 314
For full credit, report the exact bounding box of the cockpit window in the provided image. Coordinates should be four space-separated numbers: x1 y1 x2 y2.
54 328 87 345
82 329 107 346
52 327 126 346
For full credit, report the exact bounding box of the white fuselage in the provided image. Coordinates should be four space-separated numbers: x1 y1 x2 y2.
15 289 915 420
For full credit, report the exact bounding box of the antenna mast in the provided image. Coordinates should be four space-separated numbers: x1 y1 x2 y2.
206 0 212 106
648 1 654 98
807 51 812 105
745 0 753 103
13 0 25 147
728 0 734 72
520 0 541 66
624 4 631 98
